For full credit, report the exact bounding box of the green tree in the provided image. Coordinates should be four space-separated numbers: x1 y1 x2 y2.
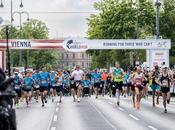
87 0 155 68
0 19 59 69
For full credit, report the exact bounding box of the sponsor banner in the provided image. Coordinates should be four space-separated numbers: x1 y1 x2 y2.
0 39 64 49
63 38 171 52
149 49 169 69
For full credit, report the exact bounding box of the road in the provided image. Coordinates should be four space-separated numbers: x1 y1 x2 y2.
16 95 175 130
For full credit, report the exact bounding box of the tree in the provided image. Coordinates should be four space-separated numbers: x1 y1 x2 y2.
87 0 155 68
87 0 175 68
0 19 59 69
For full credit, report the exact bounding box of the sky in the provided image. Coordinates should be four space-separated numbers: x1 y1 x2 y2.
0 0 100 38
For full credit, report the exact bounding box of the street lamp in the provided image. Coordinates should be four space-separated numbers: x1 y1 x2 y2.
0 0 4 8
155 0 161 39
12 11 29 67
0 0 24 68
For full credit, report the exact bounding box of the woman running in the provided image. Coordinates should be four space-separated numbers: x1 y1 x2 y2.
133 66 144 109
159 66 172 113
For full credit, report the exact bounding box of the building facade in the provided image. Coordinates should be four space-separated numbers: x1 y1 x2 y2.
59 50 91 69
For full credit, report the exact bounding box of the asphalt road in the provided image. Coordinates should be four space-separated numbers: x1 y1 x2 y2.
16 95 175 130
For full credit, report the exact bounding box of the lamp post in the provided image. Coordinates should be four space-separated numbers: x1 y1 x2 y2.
0 0 24 68
12 11 29 67
155 0 161 39
6 26 11 76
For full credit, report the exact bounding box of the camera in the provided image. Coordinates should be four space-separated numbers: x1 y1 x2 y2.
0 68 17 130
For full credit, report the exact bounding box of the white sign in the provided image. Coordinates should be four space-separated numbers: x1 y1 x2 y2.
62 38 171 52
63 38 89 52
149 49 169 69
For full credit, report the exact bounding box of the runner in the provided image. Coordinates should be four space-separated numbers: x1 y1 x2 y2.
71 65 84 102
49 70 57 102
150 66 160 107
23 71 33 107
91 69 101 99
63 70 71 96
101 70 108 95
122 71 129 97
13 72 22 107
32 70 40 102
38 67 50 107
55 69 64 103
82 75 91 97
133 66 144 109
113 62 124 106
159 66 172 113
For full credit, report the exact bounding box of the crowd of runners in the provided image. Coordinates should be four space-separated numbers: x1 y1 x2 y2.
6 62 175 113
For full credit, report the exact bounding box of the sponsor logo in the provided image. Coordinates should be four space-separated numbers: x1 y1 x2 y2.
63 38 88 52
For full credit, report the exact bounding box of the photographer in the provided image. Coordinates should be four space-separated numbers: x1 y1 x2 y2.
0 68 17 130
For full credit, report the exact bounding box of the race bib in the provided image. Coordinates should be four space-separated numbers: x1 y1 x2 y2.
162 80 168 87
71 81 74 85
34 85 40 89
41 80 47 84
15 85 20 90
76 82 80 87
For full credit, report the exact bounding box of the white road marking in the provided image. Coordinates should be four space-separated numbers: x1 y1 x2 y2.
89 100 117 130
129 114 139 121
56 108 59 112
51 127 56 130
148 125 158 130
53 115 58 122
57 103 59 106
108 102 113 105
47 103 56 130
118 107 124 111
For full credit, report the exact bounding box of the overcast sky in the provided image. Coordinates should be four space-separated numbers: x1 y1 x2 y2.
0 0 100 38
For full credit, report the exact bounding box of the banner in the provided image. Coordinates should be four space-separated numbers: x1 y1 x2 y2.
148 49 169 69
63 38 171 52
0 39 64 49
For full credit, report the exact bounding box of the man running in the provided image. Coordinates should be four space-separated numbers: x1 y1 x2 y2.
113 62 124 106
38 67 50 107
13 72 22 107
71 65 84 102
23 71 33 107
91 69 101 99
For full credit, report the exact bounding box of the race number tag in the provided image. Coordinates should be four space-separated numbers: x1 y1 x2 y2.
15 85 20 89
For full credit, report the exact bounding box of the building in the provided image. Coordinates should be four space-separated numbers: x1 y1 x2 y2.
59 50 91 69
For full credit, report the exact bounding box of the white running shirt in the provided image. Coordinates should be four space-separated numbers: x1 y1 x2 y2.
71 70 84 81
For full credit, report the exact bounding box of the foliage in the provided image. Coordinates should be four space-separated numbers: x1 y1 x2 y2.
87 0 175 68
0 19 59 69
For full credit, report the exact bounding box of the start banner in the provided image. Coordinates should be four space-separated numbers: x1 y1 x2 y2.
63 38 171 52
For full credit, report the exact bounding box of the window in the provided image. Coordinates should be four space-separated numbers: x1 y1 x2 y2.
73 53 75 58
62 53 64 59
82 53 84 59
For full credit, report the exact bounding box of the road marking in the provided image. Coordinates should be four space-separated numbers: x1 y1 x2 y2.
56 108 59 112
129 114 139 121
51 127 56 130
53 115 58 122
108 102 113 105
57 103 59 106
148 125 158 130
118 107 124 111
88 100 117 130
